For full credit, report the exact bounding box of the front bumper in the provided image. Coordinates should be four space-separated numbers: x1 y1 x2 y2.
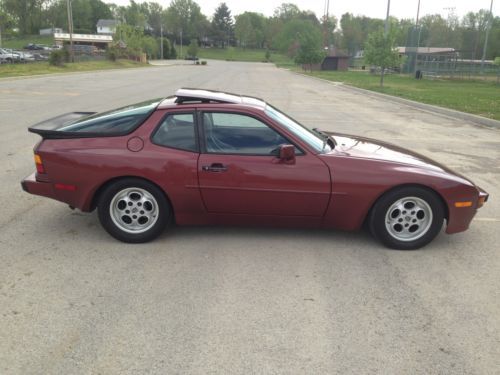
446 186 489 234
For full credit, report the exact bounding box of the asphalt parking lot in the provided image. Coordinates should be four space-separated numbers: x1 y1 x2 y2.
1 61 499 374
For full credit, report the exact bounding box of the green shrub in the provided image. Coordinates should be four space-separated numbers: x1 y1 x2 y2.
107 48 118 62
49 49 69 66
170 43 177 59
201 60 207 65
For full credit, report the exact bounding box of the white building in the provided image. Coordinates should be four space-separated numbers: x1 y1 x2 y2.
96 19 120 35
39 27 63 36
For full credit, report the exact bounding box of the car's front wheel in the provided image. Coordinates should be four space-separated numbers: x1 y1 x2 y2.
97 178 171 243
369 187 445 250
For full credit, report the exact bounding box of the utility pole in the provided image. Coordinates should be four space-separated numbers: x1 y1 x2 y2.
481 0 494 73
413 0 421 75
160 25 163 60
66 0 74 62
180 29 183 58
380 0 391 87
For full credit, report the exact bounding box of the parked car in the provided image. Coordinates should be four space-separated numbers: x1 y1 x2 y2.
32 53 49 61
13 50 35 62
0 48 21 63
21 89 488 249
24 43 45 50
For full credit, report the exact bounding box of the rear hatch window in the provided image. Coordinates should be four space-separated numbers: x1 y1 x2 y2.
29 99 161 139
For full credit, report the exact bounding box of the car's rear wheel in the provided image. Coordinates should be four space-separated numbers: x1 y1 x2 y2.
369 187 444 250
97 178 171 243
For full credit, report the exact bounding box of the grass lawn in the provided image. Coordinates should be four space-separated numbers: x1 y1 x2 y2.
197 47 294 67
301 70 500 121
0 59 148 79
2 35 55 49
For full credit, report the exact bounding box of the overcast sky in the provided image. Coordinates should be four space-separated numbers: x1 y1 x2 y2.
103 0 497 21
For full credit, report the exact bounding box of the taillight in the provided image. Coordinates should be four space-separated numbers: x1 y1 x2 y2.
34 153 45 174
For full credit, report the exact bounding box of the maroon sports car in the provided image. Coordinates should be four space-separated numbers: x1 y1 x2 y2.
22 88 488 249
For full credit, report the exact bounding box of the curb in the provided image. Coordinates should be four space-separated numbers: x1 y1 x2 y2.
290 70 500 130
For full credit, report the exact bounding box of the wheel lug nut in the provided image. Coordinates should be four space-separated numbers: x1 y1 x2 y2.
133 215 137 219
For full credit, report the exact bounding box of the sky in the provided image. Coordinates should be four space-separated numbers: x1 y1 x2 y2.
103 0 498 22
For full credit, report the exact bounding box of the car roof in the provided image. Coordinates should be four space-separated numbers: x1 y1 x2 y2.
157 88 267 110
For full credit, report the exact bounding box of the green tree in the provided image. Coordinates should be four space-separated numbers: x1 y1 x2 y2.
140 2 164 36
274 19 322 57
187 38 198 57
364 29 400 87
165 0 207 43
114 23 156 59
2 0 49 35
161 38 171 59
273 3 300 20
235 12 266 48
321 15 337 47
45 0 111 34
294 31 325 71
211 2 233 48
0 8 15 44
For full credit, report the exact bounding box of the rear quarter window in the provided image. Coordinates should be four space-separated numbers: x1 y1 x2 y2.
58 99 160 135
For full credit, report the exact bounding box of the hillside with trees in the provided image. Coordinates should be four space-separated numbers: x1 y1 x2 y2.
0 0 498 61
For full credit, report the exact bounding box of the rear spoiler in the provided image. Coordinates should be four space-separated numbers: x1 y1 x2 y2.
28 112 96 139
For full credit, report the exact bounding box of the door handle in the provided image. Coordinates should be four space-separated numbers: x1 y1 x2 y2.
202 163 228 172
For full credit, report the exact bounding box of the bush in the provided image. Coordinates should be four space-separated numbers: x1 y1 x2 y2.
265 49 271 62
201 60 207 65
187 39 199 58
170 43 177 59
49 49 69 66
107 48 118 62
161 38 171 59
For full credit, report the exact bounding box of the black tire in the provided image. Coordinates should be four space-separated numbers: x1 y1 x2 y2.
97 178 171 243
369 186 445 250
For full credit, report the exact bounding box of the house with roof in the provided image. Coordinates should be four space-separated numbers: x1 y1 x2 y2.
97 19 120 35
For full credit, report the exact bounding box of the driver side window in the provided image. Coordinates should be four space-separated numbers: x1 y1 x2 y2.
203 112 291 155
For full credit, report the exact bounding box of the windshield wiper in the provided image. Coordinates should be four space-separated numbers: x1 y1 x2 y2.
313 128 335 151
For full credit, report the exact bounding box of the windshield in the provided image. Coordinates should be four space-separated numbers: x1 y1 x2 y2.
59 99 161 134
265 105 332 153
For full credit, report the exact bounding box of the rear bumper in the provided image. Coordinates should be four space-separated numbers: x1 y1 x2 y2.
21 172 88 210
21 172 56 199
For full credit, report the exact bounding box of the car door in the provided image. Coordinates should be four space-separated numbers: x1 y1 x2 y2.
197 111 331 217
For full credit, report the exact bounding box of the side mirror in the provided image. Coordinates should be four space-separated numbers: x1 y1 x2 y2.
279 144 296 164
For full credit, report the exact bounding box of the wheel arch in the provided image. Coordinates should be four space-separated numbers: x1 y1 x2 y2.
363 183 449 227
88 176 174 220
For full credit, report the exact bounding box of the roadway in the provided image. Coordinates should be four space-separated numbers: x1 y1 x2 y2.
0 60 499 374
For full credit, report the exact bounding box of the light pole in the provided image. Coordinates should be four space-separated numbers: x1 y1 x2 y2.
180 29 183 58
160 25 163 60
66 0 74 62
481 0 494 73
413 0 421 76
380 0 391 87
